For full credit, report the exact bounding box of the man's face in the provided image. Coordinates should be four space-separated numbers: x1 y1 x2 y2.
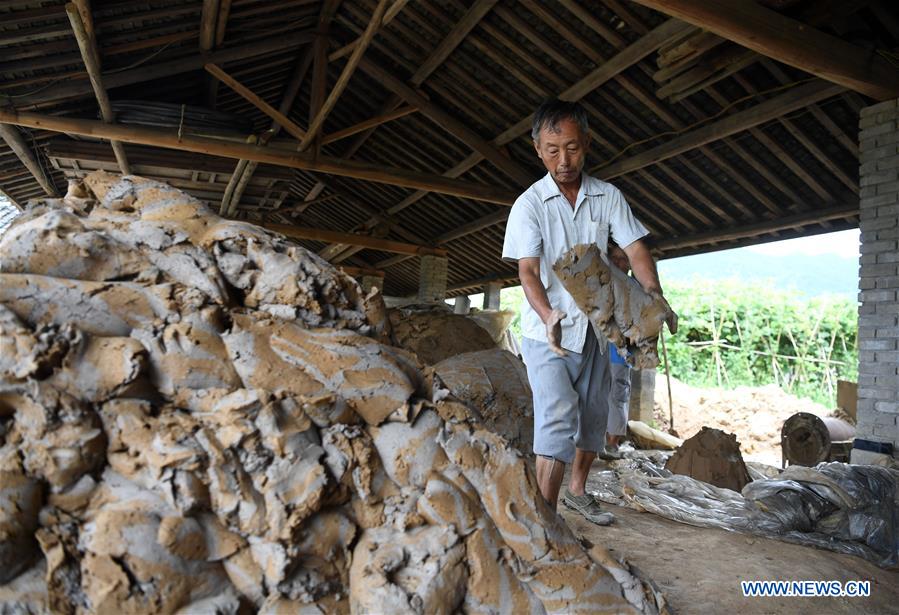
533 117 589 187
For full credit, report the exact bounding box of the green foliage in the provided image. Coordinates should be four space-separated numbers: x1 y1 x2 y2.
656 279 857 406
500 279 858 407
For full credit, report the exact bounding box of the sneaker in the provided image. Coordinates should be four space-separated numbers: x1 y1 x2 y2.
598 445 623 461
562 489 615 525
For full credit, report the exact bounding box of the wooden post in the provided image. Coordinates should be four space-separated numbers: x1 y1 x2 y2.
66 1 130 174
0 124 57 197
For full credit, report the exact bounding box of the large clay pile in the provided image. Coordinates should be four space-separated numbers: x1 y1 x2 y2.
664 427 753 492
388 304 497 365
554 244 667 369
432 348 534 455
0 172 664 614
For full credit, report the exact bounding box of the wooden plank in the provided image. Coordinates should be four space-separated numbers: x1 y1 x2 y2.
66 0 130 175
299 0 390 151
595 80 845 179
263 224 448 256
329 0 410 61
0 124 58 196
205 63 307 141
0 109 517 205
630 0 899 100
322 106 417 145
410 0 498 85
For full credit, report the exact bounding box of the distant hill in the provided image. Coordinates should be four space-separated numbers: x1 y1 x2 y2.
658 249 859 299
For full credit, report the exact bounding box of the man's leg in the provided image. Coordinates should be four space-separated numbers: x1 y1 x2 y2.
562 329 616 525
520 337 581 510
568 448 596 496
571 329 610 495
535 455 566 511
603 361 631 456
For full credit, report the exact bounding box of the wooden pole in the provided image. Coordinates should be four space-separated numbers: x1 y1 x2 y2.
321 106 417 145
0 109 517 205
299 0 390 151
630 0 899 100
204 64 307 141
594 80 844 179
263 223 448 256
660 329 675 435
0 124 57 196
65 1 130 174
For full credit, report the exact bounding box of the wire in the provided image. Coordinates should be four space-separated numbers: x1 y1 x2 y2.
594 77 818 169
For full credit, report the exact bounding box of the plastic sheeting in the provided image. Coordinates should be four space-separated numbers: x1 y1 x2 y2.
596 457 899 568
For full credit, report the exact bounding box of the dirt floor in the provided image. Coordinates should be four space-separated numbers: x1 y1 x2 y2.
559 461 899 615
653 377 841 467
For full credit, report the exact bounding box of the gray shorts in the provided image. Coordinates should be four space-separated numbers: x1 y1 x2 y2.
607 362 631 437
520 329 610 463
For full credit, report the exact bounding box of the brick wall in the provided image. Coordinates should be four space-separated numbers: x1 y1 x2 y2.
855 99 899 457
417 255 447 303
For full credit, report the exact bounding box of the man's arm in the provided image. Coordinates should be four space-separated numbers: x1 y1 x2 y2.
622 239 661 294
622 239 678 334
518 257 567 356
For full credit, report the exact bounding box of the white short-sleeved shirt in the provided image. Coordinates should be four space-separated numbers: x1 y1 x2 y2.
502 172 649 353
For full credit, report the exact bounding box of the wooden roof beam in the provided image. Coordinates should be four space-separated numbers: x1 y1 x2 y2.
358 57 533 187
0 125 58 197
314 0 498 256
299 0 391 151
0 109 516 205
205 64 307 141
17 34 313 107
65 0 129 175
630 0 899 100
321 106 417 145
656 205 859 251
263 223 447 257
329 0 411 61
594 80 845 179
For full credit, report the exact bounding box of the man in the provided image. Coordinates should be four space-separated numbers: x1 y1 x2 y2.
601 242 635 462
502 99 676 525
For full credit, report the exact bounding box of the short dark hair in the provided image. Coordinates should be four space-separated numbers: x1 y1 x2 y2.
531 98 589 142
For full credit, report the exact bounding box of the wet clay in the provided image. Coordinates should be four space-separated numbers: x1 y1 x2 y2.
665 427 753 492
388 305 497 365
553 244 667 369
0 172 666 614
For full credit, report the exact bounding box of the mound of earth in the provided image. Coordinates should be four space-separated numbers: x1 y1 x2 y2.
0 172 664 614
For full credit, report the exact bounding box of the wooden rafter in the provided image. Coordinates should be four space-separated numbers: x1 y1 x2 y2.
358 57 533 187
630 0 899 100
263 224 447 257
65 0 130 175
594 80 845 179
321 106 417 145
316 0 496 257
0 109 517 205
299 0 390 151
205 64 306 141
17 34 313 107
361 19 693 271
0 124 57 197
329 0 411 61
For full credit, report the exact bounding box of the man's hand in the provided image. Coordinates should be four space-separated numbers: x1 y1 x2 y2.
545 308 567 357
651 292 678 335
